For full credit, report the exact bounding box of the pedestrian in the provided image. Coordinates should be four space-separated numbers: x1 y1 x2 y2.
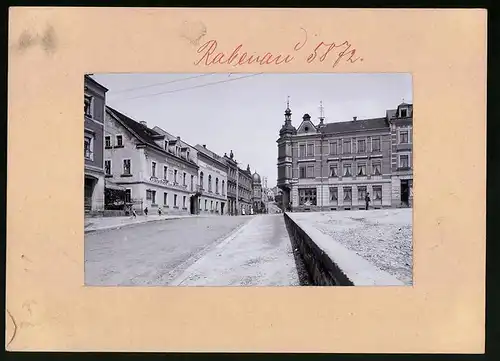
158 207 162 216
144 207 148 216
131 208 137 218
365 192 371 210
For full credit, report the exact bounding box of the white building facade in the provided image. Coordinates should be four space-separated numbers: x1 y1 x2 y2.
195 144 228 215
104 107 199 215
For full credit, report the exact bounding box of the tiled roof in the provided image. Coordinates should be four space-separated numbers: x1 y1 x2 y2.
106 107 164 151
320 117 389 134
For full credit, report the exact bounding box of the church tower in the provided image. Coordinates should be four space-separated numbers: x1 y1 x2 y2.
276 97 296 211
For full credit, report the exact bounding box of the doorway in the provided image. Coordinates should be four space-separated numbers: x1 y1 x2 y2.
84 176 95 212
189 195 197 215
221 202 225 215
401 180 409 207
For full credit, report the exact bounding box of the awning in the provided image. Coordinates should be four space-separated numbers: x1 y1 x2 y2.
105 181 126 191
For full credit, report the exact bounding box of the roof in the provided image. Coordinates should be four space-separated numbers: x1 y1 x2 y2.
84 74 109 92
106 106 164 150
320 117 389 134
194 144 227 168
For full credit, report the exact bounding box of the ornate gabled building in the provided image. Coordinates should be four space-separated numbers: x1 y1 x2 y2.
277 99 413 212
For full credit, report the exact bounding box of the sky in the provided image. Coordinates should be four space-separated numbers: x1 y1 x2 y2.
92 73 412 187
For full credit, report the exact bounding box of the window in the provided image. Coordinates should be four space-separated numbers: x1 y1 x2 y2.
399 154 409 168
329 142 337 155
164 141 168 150
216 178 219 193
343 163 352 177
163 192 168 206
343 187 352 202
123 159 131 175
373 186 382 201
307 144 314 157
183 172 187 186
84 136 93 160
299 188 317 206
307 165 314 178
116 135 123 147
400 131 409 144
329 187 338 202
299 144 306 158
105 136 111 148
199 172 204 189
372 138 381 151
174 169 178 183
146 190 156 204
125 189 131 202
104 160 111 175
358 186 367 200
211 201 213 210
84 94 93 116
208 175 212 191
343 139 351 154
357 139 366 153
372 161 382 175
163 166 168 180
329 165 338 177
151 162 156 177
299 166 306 178
204 199 207 210
357 163 366 176
191 175 194 190
400 108 408 117
222 180 225 195
183 196 186 208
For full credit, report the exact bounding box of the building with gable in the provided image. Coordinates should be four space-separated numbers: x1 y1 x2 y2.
104 107 199 215
277 100 413 212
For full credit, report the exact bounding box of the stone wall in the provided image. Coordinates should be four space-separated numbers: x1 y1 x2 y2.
284 212 405 286
284 212 353 286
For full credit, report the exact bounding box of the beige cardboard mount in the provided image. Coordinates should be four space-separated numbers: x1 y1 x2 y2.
7 7 486 353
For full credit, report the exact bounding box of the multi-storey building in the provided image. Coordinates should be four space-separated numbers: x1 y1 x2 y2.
194 144 228 215
252 171 263 213
238 165 253 215
277 101 413 212
104 107 199 215
223 150 239 215
84 75 108 213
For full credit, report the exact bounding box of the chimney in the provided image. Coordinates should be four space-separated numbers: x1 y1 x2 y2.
353 116 357 121
177 136 181 141
203 144 206 148
140 120 147 126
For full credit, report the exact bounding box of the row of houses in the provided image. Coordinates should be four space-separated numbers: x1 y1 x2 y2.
84 75 264 216
276 100 414 212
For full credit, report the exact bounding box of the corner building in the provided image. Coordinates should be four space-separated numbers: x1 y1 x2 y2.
277 101 413 212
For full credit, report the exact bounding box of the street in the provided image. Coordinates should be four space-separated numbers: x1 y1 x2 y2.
85 214 299 286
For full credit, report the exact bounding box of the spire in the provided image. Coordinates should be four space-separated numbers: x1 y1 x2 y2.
319 100 325 125
284 96 292 122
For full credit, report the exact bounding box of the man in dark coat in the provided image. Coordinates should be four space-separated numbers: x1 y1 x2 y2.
365 192 371 210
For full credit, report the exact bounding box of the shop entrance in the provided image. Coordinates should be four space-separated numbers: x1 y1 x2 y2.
401 180 409 207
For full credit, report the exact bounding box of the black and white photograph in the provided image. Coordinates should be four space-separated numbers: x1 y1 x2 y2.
84 73 413 287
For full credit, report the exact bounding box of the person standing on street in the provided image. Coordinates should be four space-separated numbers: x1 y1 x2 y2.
365 192 371 210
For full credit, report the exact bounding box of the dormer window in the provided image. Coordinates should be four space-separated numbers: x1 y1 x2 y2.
304 126 309 132
400 108 408 118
